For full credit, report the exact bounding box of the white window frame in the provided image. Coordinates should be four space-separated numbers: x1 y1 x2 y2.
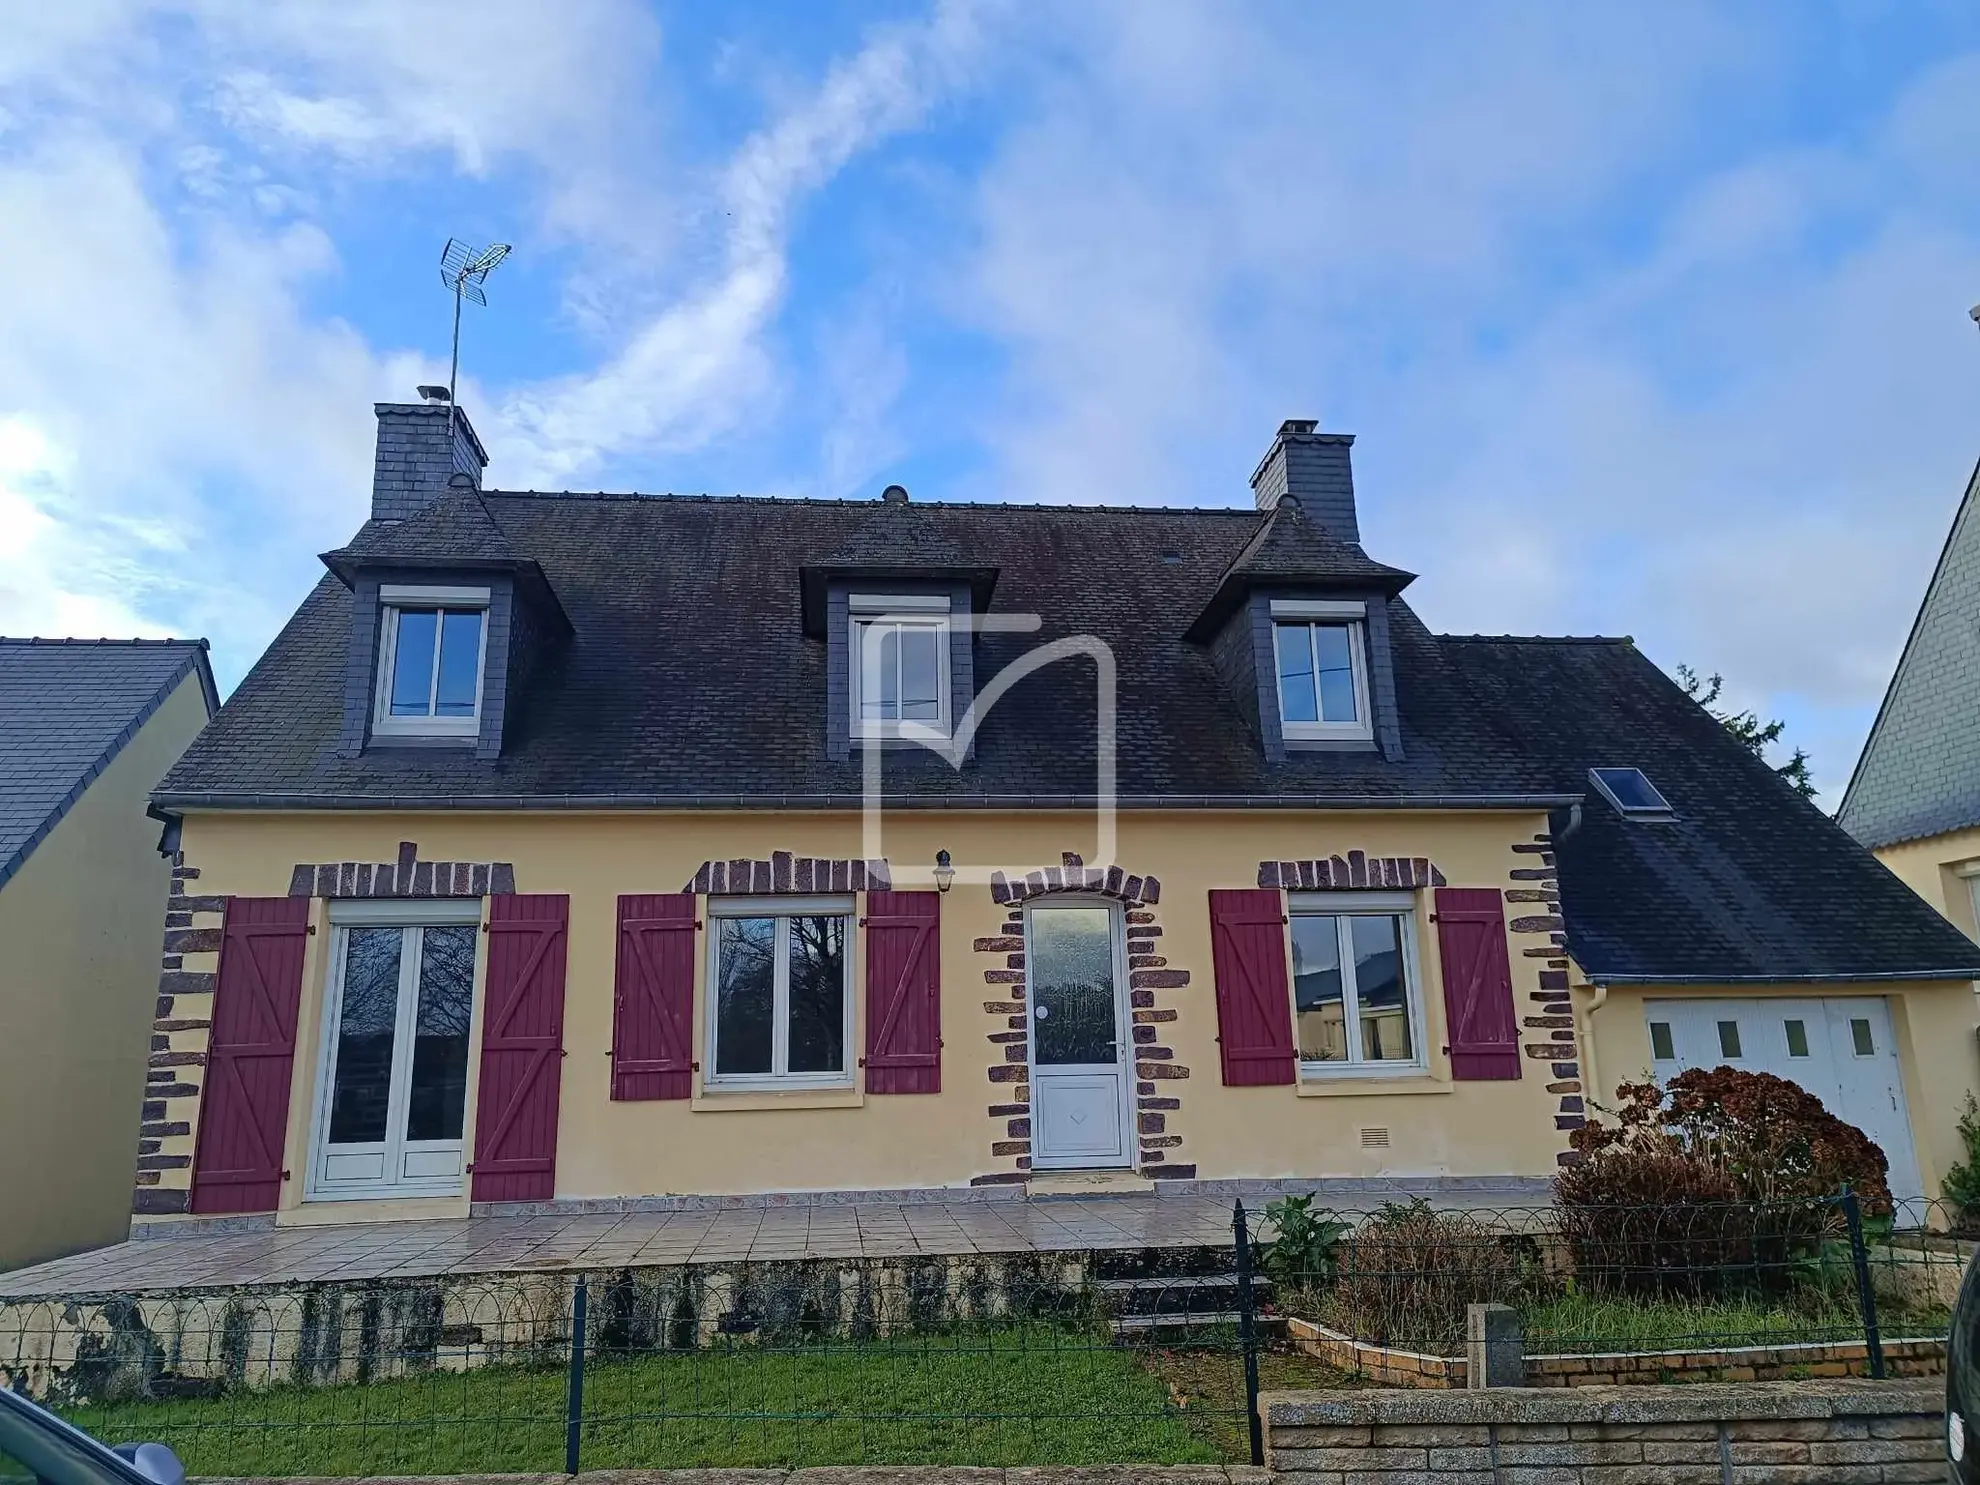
307 897 483 1202
1286 889 1428 1080
373 584 492 739
848 593 951 742
1269 599 1373 742
704 894 857 1092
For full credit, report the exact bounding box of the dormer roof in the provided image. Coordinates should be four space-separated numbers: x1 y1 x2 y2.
798 511 998 636
1185 497 1415 641
320 490 572 634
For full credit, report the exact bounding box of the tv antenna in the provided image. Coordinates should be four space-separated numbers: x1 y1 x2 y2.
439 238 512 449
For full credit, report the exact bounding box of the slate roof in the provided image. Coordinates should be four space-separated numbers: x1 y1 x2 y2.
0 638 217 891
1839 456 1980 849
157 492 1980 983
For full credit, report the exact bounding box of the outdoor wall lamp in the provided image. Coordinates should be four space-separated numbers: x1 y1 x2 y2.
934 849 955 893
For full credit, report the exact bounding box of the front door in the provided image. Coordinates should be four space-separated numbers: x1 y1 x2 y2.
1027 901 1132 1169
310 906 480 1200
1645 996 1924 1206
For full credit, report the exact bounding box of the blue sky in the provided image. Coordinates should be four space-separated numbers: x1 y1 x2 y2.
2 2 1978 802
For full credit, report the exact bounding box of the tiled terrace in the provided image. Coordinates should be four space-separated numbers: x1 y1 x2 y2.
0 1197 1244 1298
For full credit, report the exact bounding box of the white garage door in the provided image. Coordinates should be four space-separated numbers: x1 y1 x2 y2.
1644 997 1923 1208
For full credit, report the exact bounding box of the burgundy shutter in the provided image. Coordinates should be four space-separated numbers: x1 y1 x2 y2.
864 890 941 1093
190 896 311 1215
612 893 697 1100
1208 888 1297 1086
1435 886 1523 1080
471 894 570 1202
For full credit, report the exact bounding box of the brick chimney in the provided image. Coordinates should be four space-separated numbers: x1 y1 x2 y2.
1250 419 1358 543
371 388 488 521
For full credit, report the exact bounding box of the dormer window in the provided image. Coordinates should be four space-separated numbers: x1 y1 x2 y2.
374 584 490 739
1270 599 1372 741
850 593 950 739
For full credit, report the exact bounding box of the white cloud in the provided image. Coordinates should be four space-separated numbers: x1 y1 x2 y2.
947 4 1980 802
492 0 989 487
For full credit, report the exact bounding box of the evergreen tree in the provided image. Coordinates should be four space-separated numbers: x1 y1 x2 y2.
1675 664 1816 800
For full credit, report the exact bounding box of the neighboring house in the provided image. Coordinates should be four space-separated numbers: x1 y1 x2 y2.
1841 457 1980 941
126 394 1980 1238
0 638 216 1269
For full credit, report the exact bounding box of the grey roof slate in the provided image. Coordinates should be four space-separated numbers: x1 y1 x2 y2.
0 638 217 891
1839 457 1980 850
157 491 1980 983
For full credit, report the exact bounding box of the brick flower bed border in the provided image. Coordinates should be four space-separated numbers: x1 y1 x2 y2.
1282 1315 1947 1389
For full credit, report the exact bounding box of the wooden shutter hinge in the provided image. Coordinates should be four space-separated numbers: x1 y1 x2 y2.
280 1169 291 1181
306 924 317 935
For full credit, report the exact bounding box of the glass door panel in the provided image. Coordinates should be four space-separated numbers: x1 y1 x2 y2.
1030 906 1118 1066
316 920 477 1198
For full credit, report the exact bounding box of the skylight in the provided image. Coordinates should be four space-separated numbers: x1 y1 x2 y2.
1589 767 1674 819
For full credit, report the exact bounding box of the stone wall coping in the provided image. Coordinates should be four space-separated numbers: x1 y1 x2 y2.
1260 1378 1942 1427
212 1469 1271 1485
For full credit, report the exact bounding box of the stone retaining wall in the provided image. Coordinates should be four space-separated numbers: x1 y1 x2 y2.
1284 1316 1948 1388
1263 1379 1944 1483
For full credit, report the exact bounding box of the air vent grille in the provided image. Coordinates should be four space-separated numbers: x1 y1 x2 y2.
1360 1126 1391 1149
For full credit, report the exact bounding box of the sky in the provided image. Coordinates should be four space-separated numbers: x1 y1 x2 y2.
1 2 1978 804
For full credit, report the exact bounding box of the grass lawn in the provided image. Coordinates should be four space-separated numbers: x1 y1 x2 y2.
1516 1291 1949 1356
56 1331 1354 1476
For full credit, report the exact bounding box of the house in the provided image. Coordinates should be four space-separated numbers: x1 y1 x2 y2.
124 395 1980 1237
1841 456 1980 945
0 638 216 1269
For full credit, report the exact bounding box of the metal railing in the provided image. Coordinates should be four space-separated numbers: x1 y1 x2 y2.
2 1194 1967 1476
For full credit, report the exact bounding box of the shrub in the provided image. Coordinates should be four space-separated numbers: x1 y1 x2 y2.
1557 1068 1891 1298
1258 1195 1348 1290
1318 1200 1533 1354
1569 1068 1892 1215
1941 1094 1980 1231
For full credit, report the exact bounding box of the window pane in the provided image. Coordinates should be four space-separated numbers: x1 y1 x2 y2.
388 609 439 716
1350 915 1411 1061
858 622 900 720
715 918 775 1076
898 624 942 720
433 610 482 717
1717 1020 1742 1059
1275 624 1319 724
1313 624 1359 722
329 928 402 1144
1851 1017 1875 1056
1784 1019 1810 1058
1029 906 1117 1065
406 925 475 1141
787 916 847 1073
1649 1021 1675 1061
1291 915 1347 1062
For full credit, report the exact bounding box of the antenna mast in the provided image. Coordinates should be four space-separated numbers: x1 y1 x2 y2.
438 238 513 452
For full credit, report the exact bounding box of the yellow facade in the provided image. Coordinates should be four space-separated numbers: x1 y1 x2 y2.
0 674 212 1269
146 804 1980 1229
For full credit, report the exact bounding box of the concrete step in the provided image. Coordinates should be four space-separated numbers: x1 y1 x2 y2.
1026 1170 1158 1198
1096 1271 1271 1315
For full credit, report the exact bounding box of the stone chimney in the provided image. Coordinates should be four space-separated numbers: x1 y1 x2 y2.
371 388 489 521
1250 419 1358 543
